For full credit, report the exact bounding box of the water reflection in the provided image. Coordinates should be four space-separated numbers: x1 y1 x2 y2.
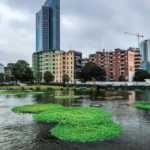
1 89 150 150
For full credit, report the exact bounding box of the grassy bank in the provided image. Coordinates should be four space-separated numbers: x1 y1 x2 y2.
0 90 45 96
132 102 150 110
12 103 122 142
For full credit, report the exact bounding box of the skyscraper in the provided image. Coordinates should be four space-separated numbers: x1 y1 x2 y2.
140 39 150 72
36 0 60 52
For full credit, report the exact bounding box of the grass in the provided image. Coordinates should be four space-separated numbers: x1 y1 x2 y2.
33 107 112 125
0 90 45 96
12 103 122 142
51 123 122 142
12 103 63 113
54 95 81 100
132 102 150 110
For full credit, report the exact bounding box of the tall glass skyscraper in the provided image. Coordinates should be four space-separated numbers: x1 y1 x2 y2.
140 39 150 72
36 0 60 52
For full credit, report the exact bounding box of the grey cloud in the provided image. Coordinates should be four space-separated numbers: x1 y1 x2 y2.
0 0 150 64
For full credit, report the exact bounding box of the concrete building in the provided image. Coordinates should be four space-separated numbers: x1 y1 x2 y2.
127 48 141 72
81 58 89 68
36 0 60 52
4 63 15 81
89 49 141 81
140 39 150 72
0 63 4 73
32 50 82 83
32 50 57 81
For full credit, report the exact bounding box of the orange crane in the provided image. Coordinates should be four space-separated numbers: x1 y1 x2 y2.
124 32 144 48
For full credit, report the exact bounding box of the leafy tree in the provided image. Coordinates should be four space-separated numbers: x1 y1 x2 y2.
24 67 34 82
80 63 106 82
134 69 150 81
119 75 126 81
62 74 70 84
44 71 54 84
0 73 4 83
13 60 33 83
34 72 42 84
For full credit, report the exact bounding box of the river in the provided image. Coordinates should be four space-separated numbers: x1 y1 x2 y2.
0 89 150 150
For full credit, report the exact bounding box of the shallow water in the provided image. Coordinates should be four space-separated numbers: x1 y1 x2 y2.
0 89 150 150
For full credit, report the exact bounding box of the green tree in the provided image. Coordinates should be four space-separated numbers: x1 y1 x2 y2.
134 69 150 81
119 75 126 81
62 74 70 84
13 60 33 83
35 72 42 84
0 73 4 83
80 63 106 82
44 71 54 84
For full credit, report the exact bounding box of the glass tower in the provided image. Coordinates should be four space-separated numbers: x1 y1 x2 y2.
140 39 150 72
36 0 60 52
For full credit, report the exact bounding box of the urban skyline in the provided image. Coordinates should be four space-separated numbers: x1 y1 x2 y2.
0 0 150 65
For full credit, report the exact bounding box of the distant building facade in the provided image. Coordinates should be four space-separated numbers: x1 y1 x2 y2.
89 49 141 81
36 0 60 52
32 50 82 83
140 39 150 72
0 63 4 73
4 63 15 81
81 58 89 68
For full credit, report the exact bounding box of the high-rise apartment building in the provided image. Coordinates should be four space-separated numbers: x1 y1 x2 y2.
55 51 82 83
89 49 141 81
32 50 82 83
127 48 141 72
36 0 60 52
32 50 56 81
140 39 150 72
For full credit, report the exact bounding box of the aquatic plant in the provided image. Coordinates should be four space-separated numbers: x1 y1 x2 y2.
54 95 80 100
51 123 122 142
12 103 122 142
12 103 63 113
133 102 150 110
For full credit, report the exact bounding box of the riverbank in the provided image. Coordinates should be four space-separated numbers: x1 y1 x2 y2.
0 84 150 92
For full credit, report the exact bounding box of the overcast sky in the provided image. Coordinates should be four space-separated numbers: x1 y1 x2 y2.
0 0 150 65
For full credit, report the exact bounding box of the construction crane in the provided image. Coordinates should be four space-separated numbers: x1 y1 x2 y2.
124 32 144 48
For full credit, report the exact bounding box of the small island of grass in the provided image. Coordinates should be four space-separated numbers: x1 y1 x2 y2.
133 102 150 110
54 95 80 100
12 103 64 113
12 103 122 142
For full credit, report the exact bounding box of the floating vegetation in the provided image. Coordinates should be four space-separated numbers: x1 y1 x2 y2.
12 103 63 113
54 95 80 100
132 102 150 110
12 103 122 142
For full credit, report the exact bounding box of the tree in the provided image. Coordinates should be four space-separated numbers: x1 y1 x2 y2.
80 63 106 82
119 75 126 81
34 72 42 84
62 74 70 84
13 60 33 83
134 69 150 81
44 71 54 84
0 73 4 83
24 67 34 83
